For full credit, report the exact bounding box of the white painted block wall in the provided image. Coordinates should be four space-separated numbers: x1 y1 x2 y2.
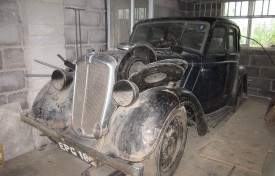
0 0 106 159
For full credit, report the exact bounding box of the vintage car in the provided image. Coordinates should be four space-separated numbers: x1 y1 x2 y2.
21 17 247 176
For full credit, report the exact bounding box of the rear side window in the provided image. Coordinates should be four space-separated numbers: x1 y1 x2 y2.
208 27 226 55
228 28 237 54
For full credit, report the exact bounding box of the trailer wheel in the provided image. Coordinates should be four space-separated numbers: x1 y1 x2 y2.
143 105 187 176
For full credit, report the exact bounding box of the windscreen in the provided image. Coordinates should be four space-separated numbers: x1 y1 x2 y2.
131 21 210 53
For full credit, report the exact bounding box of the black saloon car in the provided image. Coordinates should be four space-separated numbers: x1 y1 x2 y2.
21 17 247 176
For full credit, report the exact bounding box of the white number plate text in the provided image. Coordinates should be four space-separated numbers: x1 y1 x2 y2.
58 142 94 163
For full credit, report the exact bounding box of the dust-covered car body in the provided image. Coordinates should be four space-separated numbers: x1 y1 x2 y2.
21 17 247 176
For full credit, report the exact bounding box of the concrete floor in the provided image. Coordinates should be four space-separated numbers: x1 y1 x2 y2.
0 97 274 176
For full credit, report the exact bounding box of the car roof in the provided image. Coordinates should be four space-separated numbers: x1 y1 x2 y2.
135 17 238 27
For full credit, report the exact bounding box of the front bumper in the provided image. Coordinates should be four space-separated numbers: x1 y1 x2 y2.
21 112 144 176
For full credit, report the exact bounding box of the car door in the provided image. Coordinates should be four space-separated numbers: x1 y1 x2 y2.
222 26 240 106
193 26 228 114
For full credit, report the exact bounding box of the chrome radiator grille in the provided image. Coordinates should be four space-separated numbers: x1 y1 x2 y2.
72 60 110 137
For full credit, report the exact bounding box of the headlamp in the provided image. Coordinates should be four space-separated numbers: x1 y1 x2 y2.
113 80 139 107
51 70 72 90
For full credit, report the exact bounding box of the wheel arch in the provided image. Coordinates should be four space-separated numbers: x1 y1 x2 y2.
230 65 247 106
173 87 208 136
31 80 74 127
242 73 248 96
105 86 187 162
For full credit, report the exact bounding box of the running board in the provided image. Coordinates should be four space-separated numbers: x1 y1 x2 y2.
205 106 234 128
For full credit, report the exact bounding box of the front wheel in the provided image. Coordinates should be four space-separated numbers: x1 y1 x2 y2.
143 105 188 176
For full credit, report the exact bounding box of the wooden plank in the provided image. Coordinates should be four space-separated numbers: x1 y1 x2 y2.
199 97 275 175
199 137 264 175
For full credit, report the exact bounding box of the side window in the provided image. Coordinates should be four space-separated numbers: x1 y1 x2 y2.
228 28 237 54
207 27 226 55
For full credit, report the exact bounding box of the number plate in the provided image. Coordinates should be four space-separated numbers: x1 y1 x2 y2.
58 142 94 163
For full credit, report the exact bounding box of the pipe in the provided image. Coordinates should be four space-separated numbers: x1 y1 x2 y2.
24 74 51 77
104 0 108 50
75 9 79 58
65 7 85 59
34 59 63 70
78 10 82 56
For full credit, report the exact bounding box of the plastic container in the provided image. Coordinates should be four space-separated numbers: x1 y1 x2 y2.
0 143 3 169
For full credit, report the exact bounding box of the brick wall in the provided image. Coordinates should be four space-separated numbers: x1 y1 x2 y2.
0 0 35 160
0 1 28 109
0 0 107 158
240 47 275 98
21 0 66 107
21 0 66 149
64 0 106 61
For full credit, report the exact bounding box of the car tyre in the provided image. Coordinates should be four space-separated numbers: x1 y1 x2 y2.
119 55 151 79
143 105 188 176
118 46 155 80
236 77 247 108
233 77 247 112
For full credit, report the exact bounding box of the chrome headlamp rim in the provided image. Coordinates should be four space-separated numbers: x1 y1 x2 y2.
113 80 139 107
51 69 72 91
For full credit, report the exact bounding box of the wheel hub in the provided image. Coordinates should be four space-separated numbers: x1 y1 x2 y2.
128 59 145 77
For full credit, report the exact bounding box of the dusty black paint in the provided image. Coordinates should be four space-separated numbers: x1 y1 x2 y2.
108 86 182 161
22 17 247 175
31 80 74 127
127 17 246 114
173 87 208 135
129 62 184 92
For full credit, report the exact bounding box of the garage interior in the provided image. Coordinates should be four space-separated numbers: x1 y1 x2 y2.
0 0 274 176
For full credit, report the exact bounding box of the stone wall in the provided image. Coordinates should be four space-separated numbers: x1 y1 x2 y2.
240 47 275 98
0 0 107 159
21 0 66 108
0 1 28 110
0 0 35 160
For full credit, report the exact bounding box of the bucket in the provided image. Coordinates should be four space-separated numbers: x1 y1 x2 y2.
0 143 3 169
